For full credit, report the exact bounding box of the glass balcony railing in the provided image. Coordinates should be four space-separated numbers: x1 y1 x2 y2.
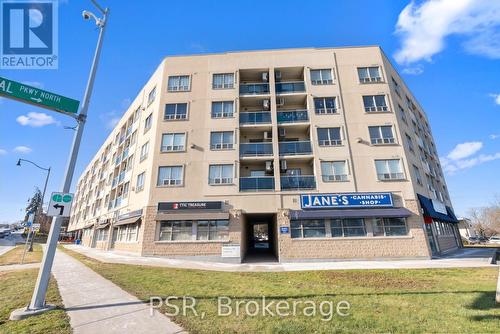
115 155 121 166
278 141 312 156
277 110 309 123
240 143 273 157
239 83 270 95
122 148 129 160
111 176 118 188
280 175 316 190
275 81 305 94
118 171 125 184
239 111 272 125
239 176 275 192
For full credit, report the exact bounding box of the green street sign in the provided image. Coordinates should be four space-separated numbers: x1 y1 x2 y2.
0 76 80 115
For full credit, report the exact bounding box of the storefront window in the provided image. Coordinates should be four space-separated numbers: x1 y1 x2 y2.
373 218 407 236
197 220 229 240
159 221 192 241
331 218 366 237
291 220 326 238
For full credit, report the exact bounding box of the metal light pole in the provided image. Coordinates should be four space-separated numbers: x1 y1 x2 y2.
16 159 51 252
10 0 109 319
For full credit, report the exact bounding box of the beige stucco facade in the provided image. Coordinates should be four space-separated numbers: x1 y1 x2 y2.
68 46 460 262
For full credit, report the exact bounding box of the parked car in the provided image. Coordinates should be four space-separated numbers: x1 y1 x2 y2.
488 236 500 244
467 237 479 245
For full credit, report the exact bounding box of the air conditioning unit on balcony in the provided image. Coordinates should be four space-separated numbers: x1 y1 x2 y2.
278 127 286 137
275 70 282 81
262 72 269 82
263 99 270 110
265 161 273 172
263 131 272 141
280 160 287 172
277 97 285 107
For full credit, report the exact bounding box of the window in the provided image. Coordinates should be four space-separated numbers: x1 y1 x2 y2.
211 101 234 118
212 73 234 89
375 159 405 181
363 95 388 112
164 103 188 120
392 77 401 97
197 220 229 240
310 69 333 85
317 127 342 146
147 87 156 106
314 97 337 114
398 105 407 123
373 218 407 236
321 161 348 182
159 221 192 240
209 164 233 185
331 218 366 237
369 126 395 144
291 220 326 238
140 142 149 161
116 223 139 242
167 75 190 92
358 67 382 83
144 113 152 132
413 165 422 185
161 133 186 152
210 131 234 150
157 166 183 186
95 228 109 241
136 172 145 191
406 133 414 152
122 182 130 197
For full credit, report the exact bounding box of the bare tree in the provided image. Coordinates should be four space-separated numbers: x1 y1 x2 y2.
468 196 500 238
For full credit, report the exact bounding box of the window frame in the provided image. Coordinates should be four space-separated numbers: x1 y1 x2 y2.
314 97 338 114
167 75 191 92
210 131 234 150
161 133 186 152
136 171 145 192
157 165 184 187
320 160 349 182
147 86 156 106
211 101 234 118
357 66 383 83
368 125 396 145
208 164 234 185
164 103 188 121
317 127 343 146
373 218 408 236
144 113 153 133
363 95 389 113
310 69 334 85
139 142 149 162
375 159 405 181
212 73 235 89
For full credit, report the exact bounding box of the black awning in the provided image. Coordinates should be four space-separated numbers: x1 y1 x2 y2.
289 207 413 220
417 194 458 223
114 217 141 227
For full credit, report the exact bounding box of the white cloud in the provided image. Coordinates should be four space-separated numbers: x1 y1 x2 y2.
490 134 500 140
446 141 483 160
0 148 7 155
394 0 500 65
401 65 424 75
13 146 32 154
100 98 129 130
490 93 500 105
16 112 59 127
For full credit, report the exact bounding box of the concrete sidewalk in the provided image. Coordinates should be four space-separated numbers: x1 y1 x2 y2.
0 245 15 256
0 263 40 272
64 244 498 272
52 250 185 334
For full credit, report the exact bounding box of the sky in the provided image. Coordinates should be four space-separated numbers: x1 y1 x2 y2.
0 0 499 222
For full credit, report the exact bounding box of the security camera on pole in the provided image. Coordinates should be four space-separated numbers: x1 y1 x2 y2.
10 0 109 320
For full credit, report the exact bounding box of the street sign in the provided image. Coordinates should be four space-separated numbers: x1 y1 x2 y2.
0 76 80 115
32 223 41 231
47 192 74 217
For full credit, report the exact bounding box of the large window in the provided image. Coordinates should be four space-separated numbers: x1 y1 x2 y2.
310 69 333 85
317 127 342 146
369 126 395 144
357 67 382 83
212 73 234 89
95 228 109 241
164 103 188 120
144 113 152 132
363 95 388 112
167 75 190 92
140 142 149 161
211 101 234 118
209 164 233 185
161 133 186 152
115 223 139 242
210 131 234 150
147 87 156 106
321 161 348 182
406 133 414 152
413 165 422 185
159 221 192 241
331 218 366 237
373 218 407 236
375 159 404 181
136 172 145 191
314 97 337 114
291 220 326 238
157 166 183 186
197 220 229 240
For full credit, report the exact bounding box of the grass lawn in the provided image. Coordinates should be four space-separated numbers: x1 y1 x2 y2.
0 269 71 334
63 248 500 334
0 244 43 266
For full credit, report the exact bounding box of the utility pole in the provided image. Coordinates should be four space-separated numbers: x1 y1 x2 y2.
10 1 109 319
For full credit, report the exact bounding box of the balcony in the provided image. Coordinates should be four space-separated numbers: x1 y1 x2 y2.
111 176 118 188
239 83 270 95
279 141 312 156
239 176 275 192
122 148 129 160
114 155 122 166
275 81 305 94
118 171 125 184
280 175 316 190
277 110 308 124
239 111 271 125
240 143 273 157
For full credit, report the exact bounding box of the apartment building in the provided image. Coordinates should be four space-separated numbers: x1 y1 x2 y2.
67 46 461 262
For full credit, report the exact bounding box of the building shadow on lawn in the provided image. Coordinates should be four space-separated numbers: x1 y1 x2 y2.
468 291 500 322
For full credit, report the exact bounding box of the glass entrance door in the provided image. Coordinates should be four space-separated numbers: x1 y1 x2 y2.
252 223 269 249
425 223 439 255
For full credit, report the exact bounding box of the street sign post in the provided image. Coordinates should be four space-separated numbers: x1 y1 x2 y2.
0 76 80 115
47 192 74 217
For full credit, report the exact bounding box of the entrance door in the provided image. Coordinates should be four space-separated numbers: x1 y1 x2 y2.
243 214 277 262
425 224 439 255
252 223 269 250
